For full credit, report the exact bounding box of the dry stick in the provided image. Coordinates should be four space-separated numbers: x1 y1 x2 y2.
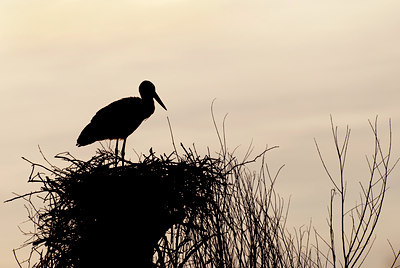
313 229 334 267
351 183 385 264
328 116 351 265
12 249 23 268
211 99 226 160
314 139 340 193
347 119 388 265
388 240 400 268
4 191 44 203
329 188 337 268
167 116 179 159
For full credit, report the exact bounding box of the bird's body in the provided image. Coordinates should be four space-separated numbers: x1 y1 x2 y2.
77 96 154 146
77 80 167 165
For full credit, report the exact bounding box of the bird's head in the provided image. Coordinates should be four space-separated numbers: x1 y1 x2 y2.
139 80 167 110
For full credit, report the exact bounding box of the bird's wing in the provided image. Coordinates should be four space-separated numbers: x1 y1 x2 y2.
90 97 141 124
77 97 145 146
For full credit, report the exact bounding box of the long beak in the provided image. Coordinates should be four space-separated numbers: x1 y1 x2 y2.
154 92 167 111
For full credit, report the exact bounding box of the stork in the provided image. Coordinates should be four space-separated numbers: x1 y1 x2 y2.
76 80 167 165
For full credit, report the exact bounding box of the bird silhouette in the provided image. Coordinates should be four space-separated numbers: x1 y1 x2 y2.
77 80 167 165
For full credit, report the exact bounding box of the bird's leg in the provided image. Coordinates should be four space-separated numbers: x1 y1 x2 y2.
121 138 127 167
115 139 119 166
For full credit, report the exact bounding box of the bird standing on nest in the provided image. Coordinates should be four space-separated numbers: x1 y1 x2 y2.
77 80 167 165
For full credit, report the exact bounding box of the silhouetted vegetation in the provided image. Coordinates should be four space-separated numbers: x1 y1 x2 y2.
9 145 229 267
7 117 400 267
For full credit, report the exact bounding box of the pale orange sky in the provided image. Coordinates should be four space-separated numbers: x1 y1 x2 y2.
1 1 400 267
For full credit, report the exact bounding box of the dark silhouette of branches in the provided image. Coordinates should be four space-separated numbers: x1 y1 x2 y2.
314 116 399 267
6 115 399 267
7 147 231 267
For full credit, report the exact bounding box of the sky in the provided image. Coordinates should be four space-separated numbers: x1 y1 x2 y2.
1 0 400 266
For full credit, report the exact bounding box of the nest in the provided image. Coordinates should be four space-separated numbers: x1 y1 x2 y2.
11 146 228 268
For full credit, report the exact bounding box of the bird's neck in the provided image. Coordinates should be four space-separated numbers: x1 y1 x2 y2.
142 98 155 118
142 97 154 104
